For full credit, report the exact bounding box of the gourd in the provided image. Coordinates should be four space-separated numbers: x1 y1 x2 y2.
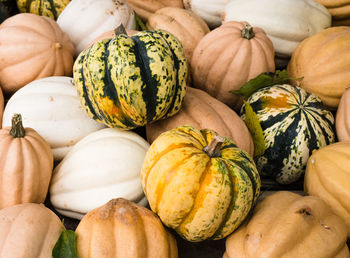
75 198 178 258
336 88 350 141
315 0 350 25
241 84 335 184
141 125 260 242
0 13 74 95
146 87 254 156
0 114 53 209
191 21 275 110
86 28 138 48
73 27 188 129
224 191 350 258
16 0 71 20
2 76 105 161
50 128 150 220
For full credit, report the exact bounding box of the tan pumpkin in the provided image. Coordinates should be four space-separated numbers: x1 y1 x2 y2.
304 141 350 236
146 87 254 156
336 87 350 141
0 87 3 128
288 26 350 110
316 0 350 25
75 198 178 258
0 114 53 209
0 13 74 95
191 21 275 110
224 191 350 258
86 28 138 49
147 7 209 62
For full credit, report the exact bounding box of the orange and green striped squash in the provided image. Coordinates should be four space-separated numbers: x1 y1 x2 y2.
16 0 70 20
141 125 260 242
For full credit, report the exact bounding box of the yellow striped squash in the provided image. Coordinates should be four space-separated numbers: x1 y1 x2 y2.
17 0 70 20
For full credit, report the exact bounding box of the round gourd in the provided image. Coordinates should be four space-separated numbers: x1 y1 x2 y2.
241 84 335 184
224 191 349 258
2 76 105 161
191 21 275 110
50 128 150 220
146 87 254 156
57 0 136 56
16 0 71 20
288 26 350 110
304 142 350 236
141 125 260 242
223 0 331 58
0 203 63 258
73 28 188 130
336 88 350 141
315 0 350 25
0 13 74 95
0 114 53 209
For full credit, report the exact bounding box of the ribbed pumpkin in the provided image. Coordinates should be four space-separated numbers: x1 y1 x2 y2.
76 198 178 258
224 191 350 258
316 0 350 25
0 114 53 209
146 87 254 156
141 125 260 242
336 88 350 141
191 21 275 110
288 26 350 110
241 84 335 184
0 13 74 95
304 141 350 236
16 0 70 20
73 27 188 129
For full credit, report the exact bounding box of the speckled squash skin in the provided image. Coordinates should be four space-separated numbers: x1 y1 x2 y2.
141 125 260 242
241 84 335 184
73 29 188 129
17 0 70 20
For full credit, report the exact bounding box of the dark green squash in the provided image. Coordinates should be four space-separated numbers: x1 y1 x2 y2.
16 0 70 20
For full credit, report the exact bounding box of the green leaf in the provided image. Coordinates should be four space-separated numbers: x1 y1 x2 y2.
134 12 147 31
243 101 266 157
52 222 78 258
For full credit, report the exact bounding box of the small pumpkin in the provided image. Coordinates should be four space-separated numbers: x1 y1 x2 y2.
336 88 350 141
141 125 260 242
224 191 350 258
16 0 71 20
315 0 350 25
0 114 53 209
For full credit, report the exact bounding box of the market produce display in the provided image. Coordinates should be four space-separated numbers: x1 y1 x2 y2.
316 0 350 25
336 88 350 141
16 0 71 20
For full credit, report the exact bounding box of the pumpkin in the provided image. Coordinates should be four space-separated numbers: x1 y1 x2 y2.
57 0 136 56
191 21 275 110
0 87 3 128
241 84 335 185
2 76 105 161
147 7 210 62
146 87 254 156
73 27 188 130
288 26 350 110
336 88 350 141
224 191 349 258
0 203 63 258
0 114 53 209
316 0 350 25
0 13 74 95
86 28 138 49
141 125 260 242
304 141 350 236
50 128 150 220
223 0 331 58
16 0 71 20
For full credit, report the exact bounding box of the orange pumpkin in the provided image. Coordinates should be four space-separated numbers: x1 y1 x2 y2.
315 0 350 25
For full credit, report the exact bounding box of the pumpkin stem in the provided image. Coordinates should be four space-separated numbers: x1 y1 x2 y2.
114 24 127 36
203 136 224 157
241 23 255 40
10 114 25 138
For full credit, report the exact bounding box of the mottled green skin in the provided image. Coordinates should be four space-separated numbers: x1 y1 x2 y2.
17 0 70 20
73 30 188 130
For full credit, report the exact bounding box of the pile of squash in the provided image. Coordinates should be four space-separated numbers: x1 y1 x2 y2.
0 0 350 257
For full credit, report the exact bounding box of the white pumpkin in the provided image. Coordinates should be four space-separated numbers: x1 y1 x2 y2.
57 0 136 56
2 76 105 161
223 0 331 58
49 128 150 220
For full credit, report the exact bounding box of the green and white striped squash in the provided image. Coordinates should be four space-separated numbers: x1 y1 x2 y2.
241 84 335 184
17 0 70 20
73 29 188 130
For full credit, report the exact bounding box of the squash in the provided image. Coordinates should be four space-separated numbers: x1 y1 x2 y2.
2 76 105 161
0 203 63 258
86 28 138 49
191 21 275 110
224 191 349 258
73 27 188 129
57 0 136 56
141 125 260 242
0 13 74 95
16 0 71 20
315 0 350 25
50 128 150 220
241 84 335 184
223 0 331 58
288 26 350 110
147 7 209 62
146 87 254 156
304 141 350 236
0 114 53 209
336 88 350 141
0 87 3 128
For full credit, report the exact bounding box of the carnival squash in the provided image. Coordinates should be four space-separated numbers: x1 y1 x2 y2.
336 88 350 141
316 0 350 25
16 0 71 20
